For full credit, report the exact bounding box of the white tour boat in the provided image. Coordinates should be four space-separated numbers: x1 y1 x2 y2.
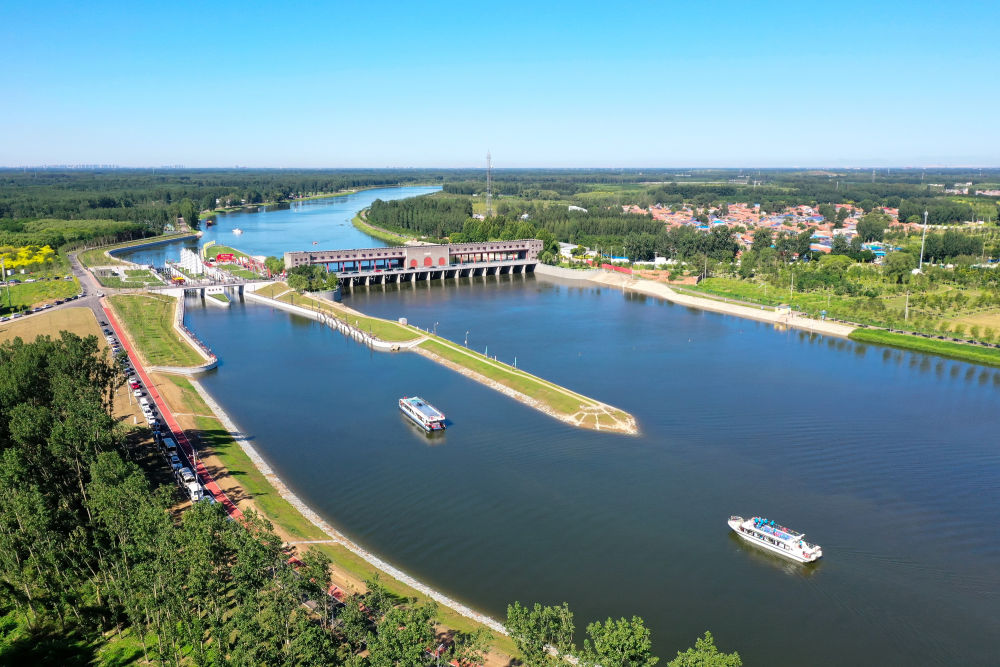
728 515 823 563
399 396 446 432
232 227 244 235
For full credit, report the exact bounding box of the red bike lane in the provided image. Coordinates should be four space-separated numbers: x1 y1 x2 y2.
101 299 244 520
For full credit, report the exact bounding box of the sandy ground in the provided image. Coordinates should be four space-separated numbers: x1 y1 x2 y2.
588 271 857 338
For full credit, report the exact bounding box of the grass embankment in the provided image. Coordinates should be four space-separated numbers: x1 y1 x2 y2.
417 336 633 430
108 293 205 367
77 233 197 267
252 282 287 298
265 283 419 342
351 211 414 245
849 329 1000 367
0 277 79 314
208 292 230 304
158 374 518 657
420 339 583 414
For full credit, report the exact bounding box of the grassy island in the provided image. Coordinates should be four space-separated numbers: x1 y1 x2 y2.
254 283 637 434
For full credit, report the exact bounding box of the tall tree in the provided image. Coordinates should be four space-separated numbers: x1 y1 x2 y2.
581 616 659 667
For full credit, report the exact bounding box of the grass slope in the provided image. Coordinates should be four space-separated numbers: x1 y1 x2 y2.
419 338 584 414
849 329 1000 367
108 294 204 366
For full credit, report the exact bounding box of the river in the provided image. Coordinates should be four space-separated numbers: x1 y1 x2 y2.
134 188 1000 665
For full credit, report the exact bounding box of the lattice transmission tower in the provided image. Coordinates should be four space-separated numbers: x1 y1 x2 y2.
485 150 493 217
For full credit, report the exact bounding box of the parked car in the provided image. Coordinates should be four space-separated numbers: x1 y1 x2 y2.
169 455 182 471
133 389 144 398
176 467 196 484
129 381 140 389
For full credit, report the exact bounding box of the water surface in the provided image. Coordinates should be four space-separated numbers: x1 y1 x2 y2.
117 186 439 264
183 275 1000 666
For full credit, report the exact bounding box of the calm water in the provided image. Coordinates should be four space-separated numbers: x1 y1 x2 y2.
184 275 1000 666
117 186 440 265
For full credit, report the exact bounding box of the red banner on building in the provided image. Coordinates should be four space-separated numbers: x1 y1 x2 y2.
216 253 234 262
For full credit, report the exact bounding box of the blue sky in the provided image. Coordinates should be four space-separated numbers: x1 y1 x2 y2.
2 0 998 167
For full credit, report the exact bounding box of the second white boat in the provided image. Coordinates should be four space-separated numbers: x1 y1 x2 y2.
729 515 822 563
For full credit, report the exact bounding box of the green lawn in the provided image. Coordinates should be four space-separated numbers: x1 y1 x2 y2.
253 282 286 298
848 329 1000 367
0 277 80 314
108 294 205 367
206 244 249 259
208 292 230 303
219 266 260 280
419 338 585 415
95 277 150 289
97 269 162 288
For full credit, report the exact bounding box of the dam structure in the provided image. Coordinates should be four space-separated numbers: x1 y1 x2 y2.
284 239 542 289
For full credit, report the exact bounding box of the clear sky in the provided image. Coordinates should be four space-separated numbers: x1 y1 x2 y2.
3 0 998 167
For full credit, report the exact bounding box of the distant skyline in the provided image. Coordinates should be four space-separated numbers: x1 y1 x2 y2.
3 1 999 168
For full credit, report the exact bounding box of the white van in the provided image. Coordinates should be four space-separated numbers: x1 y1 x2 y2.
185 482 204 502
139 397 151 408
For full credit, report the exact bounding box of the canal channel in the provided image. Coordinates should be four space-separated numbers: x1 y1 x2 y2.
120 187 1000 666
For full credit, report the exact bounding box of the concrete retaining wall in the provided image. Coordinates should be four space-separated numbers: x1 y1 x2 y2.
533 263 602 280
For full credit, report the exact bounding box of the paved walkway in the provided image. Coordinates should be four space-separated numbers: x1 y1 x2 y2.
101 300 243 520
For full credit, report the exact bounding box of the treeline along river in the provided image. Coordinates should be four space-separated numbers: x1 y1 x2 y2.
136 188 999 665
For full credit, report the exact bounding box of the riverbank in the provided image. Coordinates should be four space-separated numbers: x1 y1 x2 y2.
534 264 857 339
350 208 435 246
145 369 520 662
77 232 200 268
247 283 638 434
848 328 1000 367
351 210 416 245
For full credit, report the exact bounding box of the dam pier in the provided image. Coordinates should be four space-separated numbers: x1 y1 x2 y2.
284 239 542 290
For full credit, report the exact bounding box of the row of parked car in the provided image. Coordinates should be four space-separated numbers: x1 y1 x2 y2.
0 282 89 322
105 325 210 504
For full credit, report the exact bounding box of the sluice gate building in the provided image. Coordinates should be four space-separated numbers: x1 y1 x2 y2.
284 239 542 289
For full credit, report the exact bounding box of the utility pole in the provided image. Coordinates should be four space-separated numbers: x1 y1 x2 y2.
905 290 910 321
918 210 929 271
